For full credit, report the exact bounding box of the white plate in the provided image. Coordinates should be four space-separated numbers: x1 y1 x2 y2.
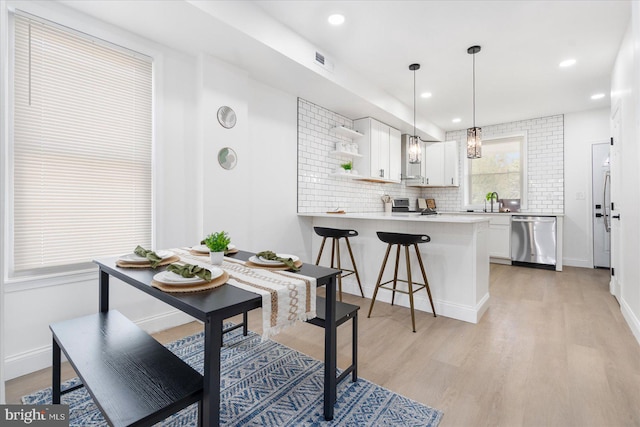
153 267 222 285
119 250 174 264
192 243 236 254
250 253 299 266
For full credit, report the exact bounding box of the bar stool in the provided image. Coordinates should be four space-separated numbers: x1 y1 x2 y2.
314 226 365 301
367 231 436 332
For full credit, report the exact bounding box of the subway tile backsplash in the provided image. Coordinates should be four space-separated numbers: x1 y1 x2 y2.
297 98 422 213
439 115 564 214
297 98 564 214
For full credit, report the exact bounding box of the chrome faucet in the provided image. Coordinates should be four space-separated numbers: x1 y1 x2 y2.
490 192 499 212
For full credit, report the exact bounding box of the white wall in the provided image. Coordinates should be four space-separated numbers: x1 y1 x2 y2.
0 0 7 403
0 1 200 380
196 54 308 259
610 9 640 345
563 109 610 268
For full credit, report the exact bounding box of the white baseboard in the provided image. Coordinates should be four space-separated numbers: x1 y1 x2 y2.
610 275 619 298
341 281 486 324
4 309 194 381
620 297 640 347
562 258 592 269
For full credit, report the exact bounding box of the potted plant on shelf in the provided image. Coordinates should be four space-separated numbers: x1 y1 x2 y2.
204 231 231 265
340 161 353 174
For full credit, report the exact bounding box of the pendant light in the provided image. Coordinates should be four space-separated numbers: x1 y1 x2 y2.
408 63 422 164
467 45 482 159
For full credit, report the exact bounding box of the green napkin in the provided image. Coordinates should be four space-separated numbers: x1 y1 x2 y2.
166 263 212 282
134 245 163 268
256 250 300 271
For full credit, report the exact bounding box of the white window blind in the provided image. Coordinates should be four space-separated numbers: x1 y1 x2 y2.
12 14 152 273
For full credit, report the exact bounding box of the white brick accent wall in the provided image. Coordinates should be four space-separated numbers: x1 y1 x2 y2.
297 98 422 213
298 98 563 214
428 115 564 214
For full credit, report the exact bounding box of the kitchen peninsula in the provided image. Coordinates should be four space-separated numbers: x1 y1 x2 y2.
299 212 490 323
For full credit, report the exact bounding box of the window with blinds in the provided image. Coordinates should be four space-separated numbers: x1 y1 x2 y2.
11 13 152 275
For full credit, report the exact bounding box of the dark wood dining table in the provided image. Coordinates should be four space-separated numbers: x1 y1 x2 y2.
93 250 340 426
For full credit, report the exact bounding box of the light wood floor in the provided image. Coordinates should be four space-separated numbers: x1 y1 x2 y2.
6 264 640 426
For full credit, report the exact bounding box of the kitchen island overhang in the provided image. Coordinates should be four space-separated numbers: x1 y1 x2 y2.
299 212 491 324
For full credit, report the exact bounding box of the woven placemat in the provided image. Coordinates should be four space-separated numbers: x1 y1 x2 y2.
244 259 303 271
115 255 180 269
152 270 229 293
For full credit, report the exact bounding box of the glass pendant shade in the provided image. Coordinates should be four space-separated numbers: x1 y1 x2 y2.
467 127 482 159
408 136 422 164
467 45 482 159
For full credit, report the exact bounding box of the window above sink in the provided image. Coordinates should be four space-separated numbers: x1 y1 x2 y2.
463 133 528 211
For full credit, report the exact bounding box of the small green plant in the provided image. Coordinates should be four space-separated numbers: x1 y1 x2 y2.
485 192 497 202
340 161 353 171
204 231 231 253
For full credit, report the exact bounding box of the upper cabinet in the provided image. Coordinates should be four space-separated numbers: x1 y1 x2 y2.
423 142 445 186
405 139 459 187
444 140 459 186
353 118 402 183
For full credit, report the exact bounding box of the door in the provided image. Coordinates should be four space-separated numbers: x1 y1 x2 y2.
609 105 621 298
592 143 610 268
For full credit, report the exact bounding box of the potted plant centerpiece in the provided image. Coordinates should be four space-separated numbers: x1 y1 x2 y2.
340 160 353 174
204 231 231 265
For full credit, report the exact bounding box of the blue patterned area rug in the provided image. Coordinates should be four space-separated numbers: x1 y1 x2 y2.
23 326 443 426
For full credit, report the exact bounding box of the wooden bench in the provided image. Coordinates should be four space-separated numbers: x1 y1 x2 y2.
50 310 203 427
307 296 359 384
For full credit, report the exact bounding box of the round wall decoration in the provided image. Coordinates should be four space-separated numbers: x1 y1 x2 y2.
217 106 236 129
218 147 237 170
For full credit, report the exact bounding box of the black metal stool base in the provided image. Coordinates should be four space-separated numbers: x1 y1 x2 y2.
314 227 365 301
368 232 436 332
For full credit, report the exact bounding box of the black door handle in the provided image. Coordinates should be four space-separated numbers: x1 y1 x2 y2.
595 213 603 218
613 214 621 220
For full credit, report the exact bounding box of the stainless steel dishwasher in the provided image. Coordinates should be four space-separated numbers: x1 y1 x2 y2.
510 215 557 269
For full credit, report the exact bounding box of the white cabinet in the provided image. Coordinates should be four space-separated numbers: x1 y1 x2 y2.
389 128 402 182
407 140 459 187
353 118 401 183
444 140 459 186
488 215 511 260
423 142 445 186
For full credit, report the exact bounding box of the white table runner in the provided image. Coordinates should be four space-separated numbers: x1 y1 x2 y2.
173 249 317 339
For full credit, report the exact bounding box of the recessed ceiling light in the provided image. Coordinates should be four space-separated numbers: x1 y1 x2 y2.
420 92 432 99
591 93 606 100
452 118 461 123
328 14 345 25
559 59 576 68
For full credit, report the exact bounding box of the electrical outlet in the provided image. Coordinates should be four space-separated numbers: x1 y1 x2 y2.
576 192 585 200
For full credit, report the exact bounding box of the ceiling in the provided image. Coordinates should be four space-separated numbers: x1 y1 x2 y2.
253 0 629 130
58 0 630 138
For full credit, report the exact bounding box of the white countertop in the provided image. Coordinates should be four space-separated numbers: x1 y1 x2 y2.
298 212 490 224
441 211 564 217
